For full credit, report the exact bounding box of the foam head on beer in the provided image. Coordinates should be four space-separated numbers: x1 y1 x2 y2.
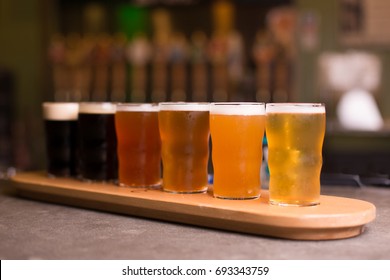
265 103 325 114
117 103 159 112
78 102 116 114
43 102 79 120
159 102 210 111
210 102 266 115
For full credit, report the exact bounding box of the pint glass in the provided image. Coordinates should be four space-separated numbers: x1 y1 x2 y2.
43 102 79 177
159 102 210 193
115 103 161 187
210 103 266 200
266 103 326 206
78 102 118 182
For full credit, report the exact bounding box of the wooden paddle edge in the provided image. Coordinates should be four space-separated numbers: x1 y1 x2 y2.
10 175 374 241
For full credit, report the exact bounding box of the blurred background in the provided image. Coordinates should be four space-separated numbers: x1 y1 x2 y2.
1 0 390 184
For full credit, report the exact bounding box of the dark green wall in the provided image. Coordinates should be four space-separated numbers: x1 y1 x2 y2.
0 0 46 169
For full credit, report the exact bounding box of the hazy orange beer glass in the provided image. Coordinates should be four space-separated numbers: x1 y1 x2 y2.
210 103 266 199
266 103 326 206
115 103 161 187
159 102 210 193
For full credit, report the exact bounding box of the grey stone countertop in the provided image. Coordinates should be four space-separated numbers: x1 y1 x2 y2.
0 179 389 260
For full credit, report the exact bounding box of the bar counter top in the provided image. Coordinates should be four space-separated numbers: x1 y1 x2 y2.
0 178 389 260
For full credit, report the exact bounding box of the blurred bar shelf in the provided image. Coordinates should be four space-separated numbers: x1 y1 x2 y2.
323 122 390 181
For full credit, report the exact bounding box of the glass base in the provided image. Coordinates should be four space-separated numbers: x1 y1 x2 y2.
78 176 118 184
214 194 260 200
269 200 320 207
47 172 72 178
163 187 208 194
119 181 162 189
48 173 81 180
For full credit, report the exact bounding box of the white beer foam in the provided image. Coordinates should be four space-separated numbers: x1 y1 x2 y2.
210 103 265 115
79 102 116 114
43 102 79 120
159 102 209 111
116 103 159 112
266 103 325 114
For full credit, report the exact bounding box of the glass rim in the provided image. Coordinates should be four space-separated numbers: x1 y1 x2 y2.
210 102 265 115
266 103 324 107
159 102 210 111
116 103 159 112
210 102 265 106
42 102 79 106
42 102 79 120
266 103 325 113
78 102 116 114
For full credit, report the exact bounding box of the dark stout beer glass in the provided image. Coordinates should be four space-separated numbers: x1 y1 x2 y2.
78 102 118 182
43 102 79 177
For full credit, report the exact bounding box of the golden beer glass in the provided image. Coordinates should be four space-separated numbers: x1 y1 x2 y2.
210 103 266 199
115 103 161 187
266 103 326 206
159 102 210 193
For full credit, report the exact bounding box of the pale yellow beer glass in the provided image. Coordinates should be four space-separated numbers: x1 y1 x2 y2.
266 103 326 206
210 103 266 199
159 102 210 193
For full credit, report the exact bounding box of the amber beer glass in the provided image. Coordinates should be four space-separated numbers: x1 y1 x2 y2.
210 103 266 199
43 102 79 177
266 103 326 206
115 103 161 187
78 102 117 181
159 102 210 193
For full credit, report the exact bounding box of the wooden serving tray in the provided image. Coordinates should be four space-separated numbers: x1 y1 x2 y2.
11 172 376 240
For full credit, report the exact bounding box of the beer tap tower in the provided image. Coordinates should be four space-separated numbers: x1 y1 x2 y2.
252 30 276 103
65 33 87 102
110 32 127 102
126 33 152 102
169 32 189 101
209 0 243 102
91 34 111 102
48 34 68 101
77 35 94 102
267 7 296 102
150 9 172 102
82 3 110 102
190 31 209 102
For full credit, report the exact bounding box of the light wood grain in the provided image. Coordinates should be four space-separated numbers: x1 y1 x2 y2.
11 172 376 240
